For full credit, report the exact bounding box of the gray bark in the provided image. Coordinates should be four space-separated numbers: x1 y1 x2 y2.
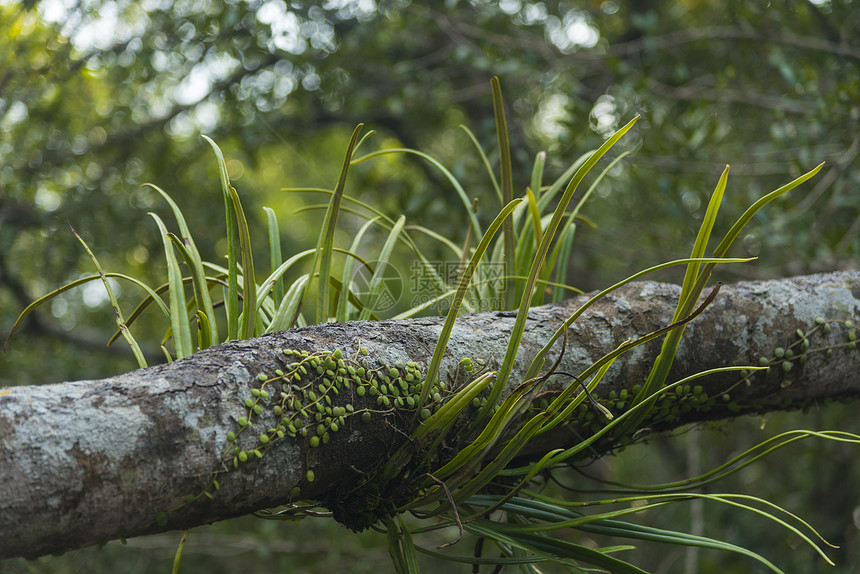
1 271 858 560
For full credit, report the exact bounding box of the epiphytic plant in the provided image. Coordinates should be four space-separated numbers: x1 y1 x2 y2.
7 78 858 574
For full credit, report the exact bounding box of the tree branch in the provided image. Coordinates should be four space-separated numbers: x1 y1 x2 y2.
1 271 858 560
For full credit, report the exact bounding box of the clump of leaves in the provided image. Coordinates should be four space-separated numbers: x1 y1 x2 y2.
7 77 856 574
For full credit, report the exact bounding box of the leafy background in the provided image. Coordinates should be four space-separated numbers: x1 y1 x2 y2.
1 0 858 572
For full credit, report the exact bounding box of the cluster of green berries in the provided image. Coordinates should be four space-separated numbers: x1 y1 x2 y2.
755 317 857 374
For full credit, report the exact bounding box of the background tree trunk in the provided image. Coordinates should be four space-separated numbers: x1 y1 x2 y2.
1 271 858 560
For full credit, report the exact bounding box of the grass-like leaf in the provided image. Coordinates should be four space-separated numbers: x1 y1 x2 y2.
465 519 650 574
337 217 379 321
521 256 751 383
468 496 786 573
263 206 285 305
491 77 518 310
148 213 193 359
303 124 364 326
459 124 502 205
4 271 171 356
357 215 405 321
385 516 420 574
69 226 148 367
146 183 219 347
416 197 524 419
202 135 240 340
483 115 640 417
351 147 482 238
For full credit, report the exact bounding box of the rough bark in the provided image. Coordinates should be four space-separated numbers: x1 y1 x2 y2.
1 271 858 560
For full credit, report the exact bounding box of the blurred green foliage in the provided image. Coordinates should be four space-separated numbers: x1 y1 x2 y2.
1 0 858 572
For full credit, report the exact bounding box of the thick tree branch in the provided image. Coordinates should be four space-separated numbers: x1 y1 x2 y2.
1 271 858 560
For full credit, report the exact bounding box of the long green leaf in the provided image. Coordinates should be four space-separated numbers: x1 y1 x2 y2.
308 124 364 325
358 215 406 320
483 116 640 417
337 217 380 321
149 213 193 359
351 148 482 238
166 233 212 351
417 197 524 419
466 520 650 574
200 136 257 340
228 177 255 339
200 137 256 339
269 274 310 332
459 124 503 205
492 77 518 310
145 183 219 347
263 207 285 305
4 272 170 355
69 226 148 367
522 256 751 382
470 497 785 573
202 135 239 341
283 187 450 306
